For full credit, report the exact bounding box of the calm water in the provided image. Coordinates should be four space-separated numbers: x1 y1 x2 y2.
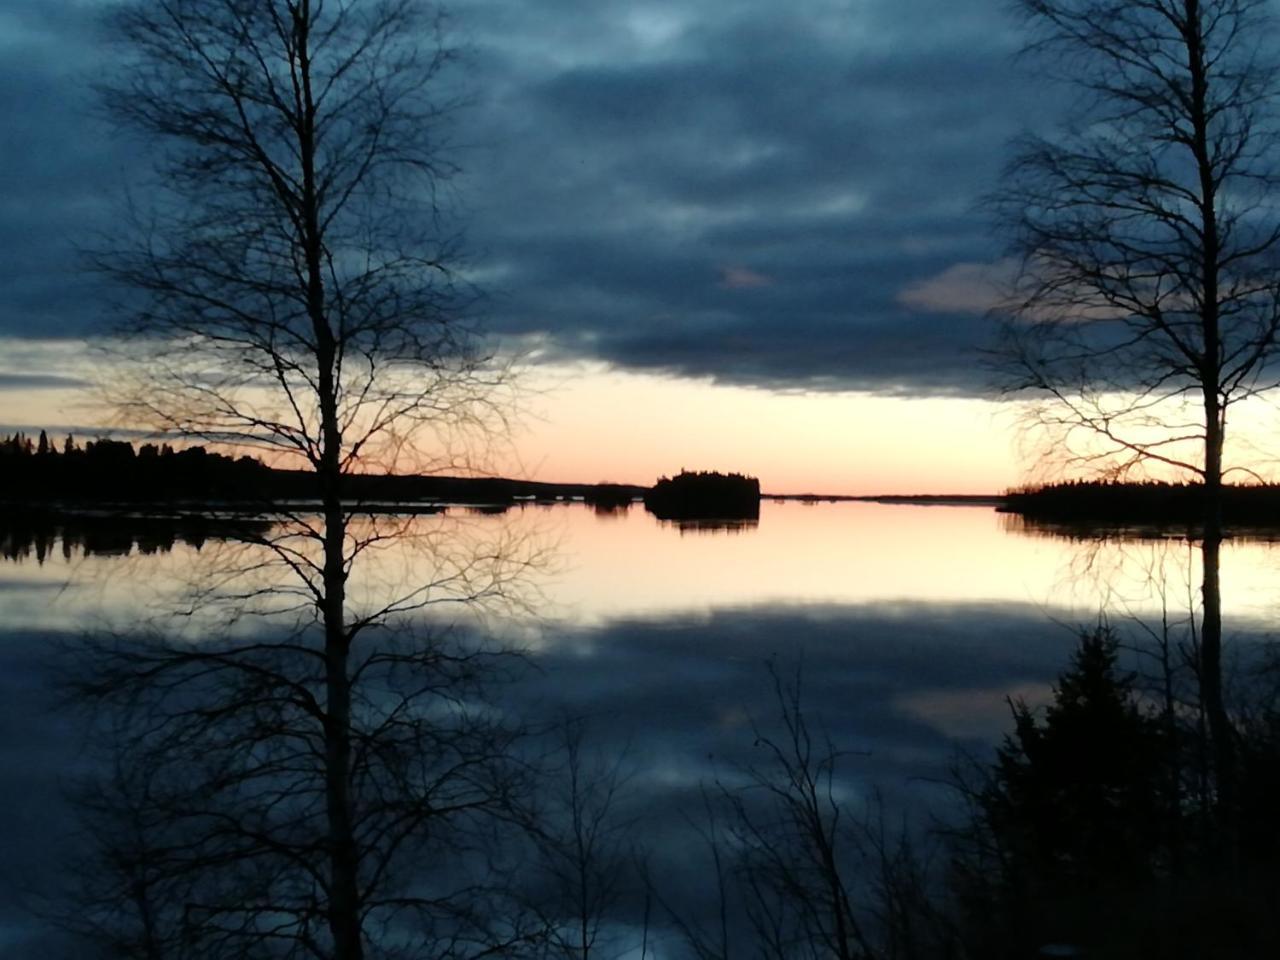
1 500 1277 952
4 500 1278 768
7 500 1280 626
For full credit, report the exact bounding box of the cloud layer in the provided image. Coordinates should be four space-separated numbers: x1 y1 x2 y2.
0 0 1051 395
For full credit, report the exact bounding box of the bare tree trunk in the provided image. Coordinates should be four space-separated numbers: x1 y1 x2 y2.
1200 400 1228 809
1187 0 1236 824
324 626 362 960
295 3 362 952
322 506 361 960
1199 525 1234 823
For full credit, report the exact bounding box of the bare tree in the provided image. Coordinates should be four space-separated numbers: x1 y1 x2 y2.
69 2 535 958
992 0 1280 812
64 620 543 960
725 669 873 960
658 665 950 960
42 729 197 960
527 720 644 960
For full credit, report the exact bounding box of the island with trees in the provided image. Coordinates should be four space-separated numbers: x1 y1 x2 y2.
643 470 761 521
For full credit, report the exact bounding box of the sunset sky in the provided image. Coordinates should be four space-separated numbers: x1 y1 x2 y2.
1 0 1055 494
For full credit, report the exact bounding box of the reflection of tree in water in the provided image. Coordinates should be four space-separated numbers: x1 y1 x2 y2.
1001 512 1280 546
0 511 273 564
663 518 760 536
591 501 631 519
1000 513 1205 656
465 503 514 516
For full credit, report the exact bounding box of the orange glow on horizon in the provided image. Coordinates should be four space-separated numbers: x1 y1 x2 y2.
506 364 1021 496
0 351 1029 495
19 344 1280 496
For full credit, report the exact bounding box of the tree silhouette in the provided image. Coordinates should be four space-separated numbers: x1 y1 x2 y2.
951 628 1173 956
71 2 533 958
992 0 1280 817
660 664 951 960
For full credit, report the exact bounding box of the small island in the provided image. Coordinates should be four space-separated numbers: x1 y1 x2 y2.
643 470 761 521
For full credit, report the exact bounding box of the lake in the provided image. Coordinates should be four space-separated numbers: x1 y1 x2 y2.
1 499 1277 954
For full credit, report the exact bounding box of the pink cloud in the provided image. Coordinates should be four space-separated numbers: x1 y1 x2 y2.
718 265 774 289
897 259 1017 314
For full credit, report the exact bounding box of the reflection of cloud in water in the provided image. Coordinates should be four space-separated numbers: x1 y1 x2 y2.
512 600 1278 828
898 681 1054 742
2 600 1277 955
512 603 1091 791
500 600 1276 943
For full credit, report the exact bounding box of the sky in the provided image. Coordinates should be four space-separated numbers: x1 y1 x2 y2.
0 0 1056 494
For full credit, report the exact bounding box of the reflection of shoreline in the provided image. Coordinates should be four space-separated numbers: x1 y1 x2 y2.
3 501 773 564
766 493 1004 506
1001 513 1280 544
0 510 275 563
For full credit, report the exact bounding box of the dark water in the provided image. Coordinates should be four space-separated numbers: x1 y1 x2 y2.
1 501 1276 954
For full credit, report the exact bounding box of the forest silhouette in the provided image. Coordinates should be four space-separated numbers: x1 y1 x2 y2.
1003 480 1280 530
0 430 654 508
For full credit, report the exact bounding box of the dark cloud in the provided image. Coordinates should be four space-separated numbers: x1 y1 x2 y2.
0 2 130 342
0 0 1056 394
0 373 88 390
448 0 1051 394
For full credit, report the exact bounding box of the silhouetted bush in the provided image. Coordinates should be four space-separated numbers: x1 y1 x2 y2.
949 626 1280 959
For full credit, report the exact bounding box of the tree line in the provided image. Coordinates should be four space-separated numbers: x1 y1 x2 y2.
0 430 270 502
1003 479 1280 528
0 429 652 506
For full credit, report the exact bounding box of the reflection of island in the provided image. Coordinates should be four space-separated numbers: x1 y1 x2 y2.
1002 513 1280 545
463 504 513 516
1001 480 1280 537
584 484 639 512
0 510 274 564
661 519 760 536
644 471 761 521
999 513 1200 543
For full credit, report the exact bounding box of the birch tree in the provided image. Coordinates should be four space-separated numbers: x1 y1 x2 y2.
76 3 533 958
994 0 1280 813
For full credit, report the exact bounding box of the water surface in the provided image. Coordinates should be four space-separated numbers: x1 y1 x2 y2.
7 500 1279 627
1 500 1276 953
